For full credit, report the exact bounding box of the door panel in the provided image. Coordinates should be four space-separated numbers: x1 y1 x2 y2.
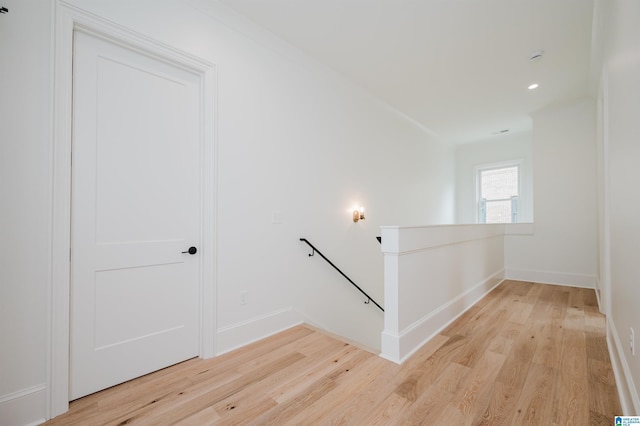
70 31 201 400
94 54 193 244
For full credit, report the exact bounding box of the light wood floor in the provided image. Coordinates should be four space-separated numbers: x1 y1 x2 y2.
45 280 620 425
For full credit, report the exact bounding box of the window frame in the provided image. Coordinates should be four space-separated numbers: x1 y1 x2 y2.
475 160 522 224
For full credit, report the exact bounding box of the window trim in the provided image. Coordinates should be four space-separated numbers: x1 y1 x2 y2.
475 160 522 224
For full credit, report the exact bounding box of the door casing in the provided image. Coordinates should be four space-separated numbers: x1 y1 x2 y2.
50 3 217 418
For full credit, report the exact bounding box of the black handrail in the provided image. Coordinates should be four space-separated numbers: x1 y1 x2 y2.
299 238 384 312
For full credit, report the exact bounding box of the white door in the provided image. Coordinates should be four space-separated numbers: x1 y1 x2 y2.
70 31 202 400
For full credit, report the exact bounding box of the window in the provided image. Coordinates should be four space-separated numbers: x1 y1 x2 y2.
477 164 519 223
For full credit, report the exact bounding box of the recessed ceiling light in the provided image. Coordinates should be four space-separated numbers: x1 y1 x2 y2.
528 83 539 90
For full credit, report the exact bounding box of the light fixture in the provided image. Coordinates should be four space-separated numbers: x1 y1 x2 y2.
353 205 365 222
528 83 539 90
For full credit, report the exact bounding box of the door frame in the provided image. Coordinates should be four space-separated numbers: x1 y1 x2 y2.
597 68 611 317
49 2 217 418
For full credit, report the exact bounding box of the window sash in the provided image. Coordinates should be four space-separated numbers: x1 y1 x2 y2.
477 164 520 224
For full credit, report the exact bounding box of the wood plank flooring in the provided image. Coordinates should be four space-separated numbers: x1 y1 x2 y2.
45 280 621 425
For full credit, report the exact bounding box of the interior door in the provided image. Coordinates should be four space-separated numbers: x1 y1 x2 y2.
70 30 201 400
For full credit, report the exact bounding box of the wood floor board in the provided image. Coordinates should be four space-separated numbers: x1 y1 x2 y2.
266 343 362 403
440 305 482 337
588 358 620 420
552 328 590 425
396 362 471 425
585 311 607 333
45 280 621 425
283 355 390 426
507 362 556 425
586 332 611 362
320 352 405 423
522 281 545 303
442 350 507 422
508 300 535 324
174 406 220 426
473 327 538 426
393 334 468 402
507 280 535 297
361 392 409 426
453 311 509 368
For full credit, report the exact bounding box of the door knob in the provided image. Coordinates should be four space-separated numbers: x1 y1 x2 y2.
181 246 197 255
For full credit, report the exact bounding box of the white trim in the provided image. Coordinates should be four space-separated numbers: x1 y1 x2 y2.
0 384 47 405
381 271 505 364
50 2 217 418
607 317 640 415
380 223 505 255
383 233 504 257
598 68 612 316
216 308 304 355
504 268 597 289
0 384 47 426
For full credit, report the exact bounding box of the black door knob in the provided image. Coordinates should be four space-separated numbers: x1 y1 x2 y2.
182 246 197 255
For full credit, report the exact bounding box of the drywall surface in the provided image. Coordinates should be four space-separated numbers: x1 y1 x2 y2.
0 1 52 424
599 0 640 414
455 131 533 224
505 98 598 288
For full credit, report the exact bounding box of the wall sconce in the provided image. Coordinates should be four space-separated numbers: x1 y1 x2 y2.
353 205 365 222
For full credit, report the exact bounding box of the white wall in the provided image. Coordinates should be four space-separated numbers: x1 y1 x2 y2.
0 0 454 423
0 1 52 425
505 98 599 288
598 0 640 414
455 131 533 224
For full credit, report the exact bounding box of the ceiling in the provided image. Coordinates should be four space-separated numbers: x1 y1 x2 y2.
217 0 595 144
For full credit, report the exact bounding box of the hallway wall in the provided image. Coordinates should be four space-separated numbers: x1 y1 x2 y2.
0 1 455 423
505 98 599 288
599 0 640 413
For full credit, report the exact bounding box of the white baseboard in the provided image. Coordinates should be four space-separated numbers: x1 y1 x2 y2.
607 317 640 415
216 307 303 355
0 384 46 426
381 269 505 364
505 268 596 288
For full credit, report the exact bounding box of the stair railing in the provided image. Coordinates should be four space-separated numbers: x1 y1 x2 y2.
299 238 384 312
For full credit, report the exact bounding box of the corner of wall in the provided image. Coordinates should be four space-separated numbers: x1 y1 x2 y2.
504 268 597 289
215 307 303 355
607 317 640 415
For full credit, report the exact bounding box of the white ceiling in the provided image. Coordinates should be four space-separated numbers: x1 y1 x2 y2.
217 0 595 144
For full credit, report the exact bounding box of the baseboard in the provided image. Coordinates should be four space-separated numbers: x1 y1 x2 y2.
216 307 303 355
594 276 605 314
607 317 640 415
505 268 596 288
303 323 380 355
381 269 505 364
0 384 47 426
